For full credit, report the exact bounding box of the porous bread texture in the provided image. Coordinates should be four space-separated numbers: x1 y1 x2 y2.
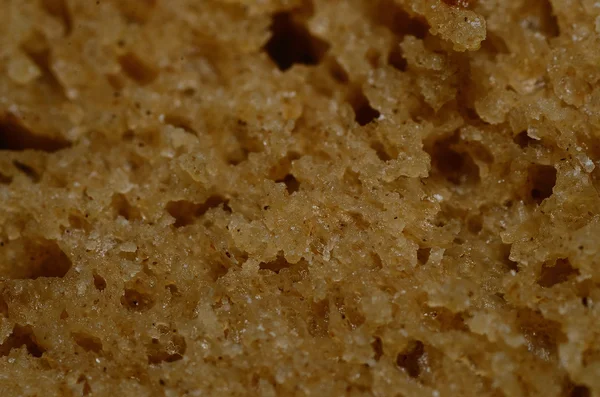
0 0 599 396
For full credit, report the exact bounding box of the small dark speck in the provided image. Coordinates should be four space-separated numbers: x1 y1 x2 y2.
582 297 589 307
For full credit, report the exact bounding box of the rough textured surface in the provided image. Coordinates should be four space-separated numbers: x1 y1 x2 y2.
0 0 599 396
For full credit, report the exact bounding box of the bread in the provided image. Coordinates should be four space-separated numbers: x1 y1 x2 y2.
0 0 598 395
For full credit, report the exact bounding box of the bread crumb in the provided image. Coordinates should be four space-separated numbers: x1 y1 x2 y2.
0 0 598 396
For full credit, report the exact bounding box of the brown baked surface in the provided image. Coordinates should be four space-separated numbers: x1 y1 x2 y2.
0 0 599 395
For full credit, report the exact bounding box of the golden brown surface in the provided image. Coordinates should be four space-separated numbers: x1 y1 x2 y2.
0 0 599 395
